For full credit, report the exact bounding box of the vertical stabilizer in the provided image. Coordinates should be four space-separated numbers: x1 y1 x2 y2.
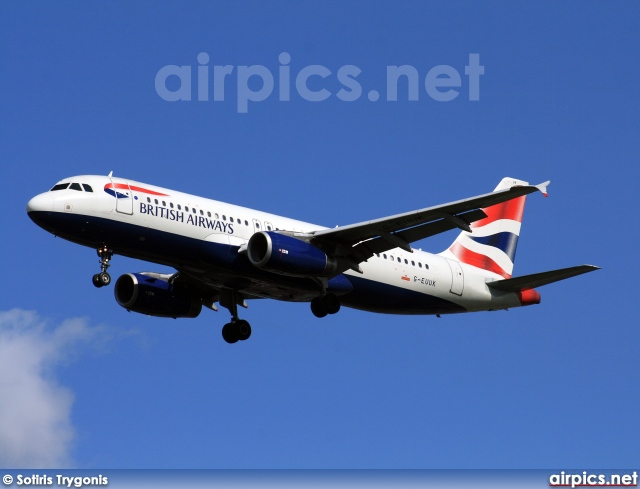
440 177 532 278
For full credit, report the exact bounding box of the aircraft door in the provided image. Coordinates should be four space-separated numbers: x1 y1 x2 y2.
110 178 134 215
252 218 262 234
446 258 464 296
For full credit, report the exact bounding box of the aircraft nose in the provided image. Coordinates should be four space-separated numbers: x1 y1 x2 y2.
27 192 54 214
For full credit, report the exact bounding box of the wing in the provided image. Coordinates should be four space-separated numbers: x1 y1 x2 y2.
309 181 550 272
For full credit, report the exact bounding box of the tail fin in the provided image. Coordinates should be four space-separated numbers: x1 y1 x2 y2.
440 177 537 278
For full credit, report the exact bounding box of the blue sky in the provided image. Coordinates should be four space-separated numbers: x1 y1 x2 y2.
1 1 638 469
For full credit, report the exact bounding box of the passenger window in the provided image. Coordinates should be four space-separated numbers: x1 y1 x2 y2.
245 220 249 226
200 210 203 215
207 211 211 217
50 183 69 191
425 264 430 270
404 259 408 264
82 184 93 192
267 225 272 231
147 197 151 203
383 254 387 259
215 213 219 219
192 208 196 213
154 199 158 205
419 263 422 268
162 201 166 206
411 261 415 266
230 217 234 223
222 215 226 221
170 203 174 208
185 206 189 212
178 204 181 210
69 183 82 191
397 257 401 263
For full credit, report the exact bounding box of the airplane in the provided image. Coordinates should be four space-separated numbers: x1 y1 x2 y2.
26 174 599 344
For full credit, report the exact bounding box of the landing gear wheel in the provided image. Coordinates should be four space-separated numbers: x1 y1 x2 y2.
219 289 252 344
98 272 111 286
311 297 328 318
222 322 239 344
235 319 252 341
94 245 114 288
311 294 341 318
323 293 341 315
222 320 251 343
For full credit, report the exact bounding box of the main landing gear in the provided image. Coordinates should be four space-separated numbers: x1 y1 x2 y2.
219 289 251 344
221 320 251 344
310 293 341 318
92 245 113 288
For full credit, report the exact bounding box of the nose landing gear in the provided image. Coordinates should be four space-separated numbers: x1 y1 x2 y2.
92 246 113 288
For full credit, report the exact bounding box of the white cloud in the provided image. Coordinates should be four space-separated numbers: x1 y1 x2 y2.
0 309 105 468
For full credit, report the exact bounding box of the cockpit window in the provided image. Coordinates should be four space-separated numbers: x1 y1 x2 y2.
69 183 82 191
51 183 69 191
82 184 93 192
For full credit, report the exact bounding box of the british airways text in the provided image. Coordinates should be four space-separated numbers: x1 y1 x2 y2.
139 203 234 233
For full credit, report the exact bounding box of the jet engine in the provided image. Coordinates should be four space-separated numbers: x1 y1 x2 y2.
247 231 337 277
114 273 202 318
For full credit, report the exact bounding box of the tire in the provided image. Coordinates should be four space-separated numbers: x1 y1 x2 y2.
310 297 328 318
323 293 341 315
236 320 252 341
222 323 239 344
92 274 103 288
99 272 111 286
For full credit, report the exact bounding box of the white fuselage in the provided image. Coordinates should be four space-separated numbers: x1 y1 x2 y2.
27 175 526 315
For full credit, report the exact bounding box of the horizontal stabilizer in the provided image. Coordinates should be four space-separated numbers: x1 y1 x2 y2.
487 265 600 292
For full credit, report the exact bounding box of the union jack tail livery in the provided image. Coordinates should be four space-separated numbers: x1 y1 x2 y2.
441 177 538 278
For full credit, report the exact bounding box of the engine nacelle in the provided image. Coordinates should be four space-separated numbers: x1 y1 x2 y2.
247 231 337 277
114 273 202 318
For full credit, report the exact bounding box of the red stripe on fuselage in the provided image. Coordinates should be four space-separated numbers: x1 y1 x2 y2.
449 242 511 278
105 183 168 196
471 196 526 228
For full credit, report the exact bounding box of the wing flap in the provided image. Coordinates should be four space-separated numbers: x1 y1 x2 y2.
487 265 600 292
